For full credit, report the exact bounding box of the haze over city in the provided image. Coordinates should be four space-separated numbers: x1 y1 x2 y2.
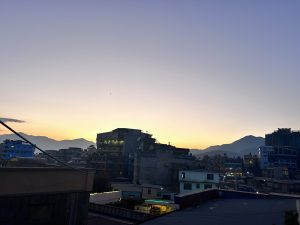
1 1 299 149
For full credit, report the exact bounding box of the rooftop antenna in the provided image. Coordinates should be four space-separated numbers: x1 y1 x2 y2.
0 120 85 172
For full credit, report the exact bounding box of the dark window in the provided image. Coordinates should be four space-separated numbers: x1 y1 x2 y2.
207 174 214 180
183 183 192 190
204 184 212 189
147 188 151 195
196 184 200 189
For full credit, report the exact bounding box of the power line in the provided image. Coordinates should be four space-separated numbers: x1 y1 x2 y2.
0 120 86 173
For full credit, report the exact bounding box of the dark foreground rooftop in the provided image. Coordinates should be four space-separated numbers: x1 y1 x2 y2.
0 167 95 225
88 213 134 225
142 198 299 225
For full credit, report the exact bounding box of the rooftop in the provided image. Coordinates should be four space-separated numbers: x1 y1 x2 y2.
142 198 298 225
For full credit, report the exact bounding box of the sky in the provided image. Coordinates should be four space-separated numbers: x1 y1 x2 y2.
0 0 299 149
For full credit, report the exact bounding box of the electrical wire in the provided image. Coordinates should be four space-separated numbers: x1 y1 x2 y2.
0 120 86 173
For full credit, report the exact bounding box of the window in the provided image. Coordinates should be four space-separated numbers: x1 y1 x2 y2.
196 184 200 189
147 188 151 195
183 183 192 190
207 174 214 180
204 184 212 189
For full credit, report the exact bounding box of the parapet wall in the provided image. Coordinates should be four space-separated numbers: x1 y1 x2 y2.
175 189 218 209
175 189 300 209
0 167 94 195
0 167 95 225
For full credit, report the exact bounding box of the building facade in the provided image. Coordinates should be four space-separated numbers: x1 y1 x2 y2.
258 128 300 179
179 170 220 194
96 128 155 180
258 146 297 171
59 147 85 164
39 147 86 167
243 153 260 176
258 146 274 169
0 140 35 160
0 167 94 225
133 143 200 191
265 128 300 148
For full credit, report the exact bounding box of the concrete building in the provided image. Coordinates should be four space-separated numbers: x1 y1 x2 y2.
0 139 35 160
142 184 163 200
265 128 300 148
259 129 300 179
258 146 298 171
39 148 86 167
0 167 94 225
133 144 200 190
224 162 243 177
252 177 300 194
243 153 260 176
96 128 155 180
258 146 274 169
179 170 220 194
59 147 85 163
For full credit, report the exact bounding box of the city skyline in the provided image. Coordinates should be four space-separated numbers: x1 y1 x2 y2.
0 120 297 150
1 1 299 149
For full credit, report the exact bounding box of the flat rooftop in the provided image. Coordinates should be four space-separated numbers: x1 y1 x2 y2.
142 198 299 225
88 213 134 225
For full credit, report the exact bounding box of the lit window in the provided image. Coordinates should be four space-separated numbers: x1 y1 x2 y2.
181 172 185 179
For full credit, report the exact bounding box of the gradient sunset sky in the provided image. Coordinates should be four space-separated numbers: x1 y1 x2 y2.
1 1 299 149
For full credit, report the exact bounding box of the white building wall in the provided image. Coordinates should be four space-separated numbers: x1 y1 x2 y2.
179 171 220 194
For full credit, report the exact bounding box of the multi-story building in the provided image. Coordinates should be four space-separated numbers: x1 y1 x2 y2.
0 140 35 160
133 143 200 191
178 170 220 194
258 146 274 169
59 147 84 163
243 153 260 176
258 146 297 171
38 150 61 164
265 128 300 148
224 162 243 177
258 128 300 179
39 147 86 167
96 128 155 180
95 128 202 187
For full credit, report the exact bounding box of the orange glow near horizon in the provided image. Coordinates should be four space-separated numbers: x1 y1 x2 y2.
0 119 264 149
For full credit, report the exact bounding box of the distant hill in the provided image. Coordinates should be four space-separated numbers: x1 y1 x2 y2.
0 133 95 150
191 135 265 157
190 149 239 158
